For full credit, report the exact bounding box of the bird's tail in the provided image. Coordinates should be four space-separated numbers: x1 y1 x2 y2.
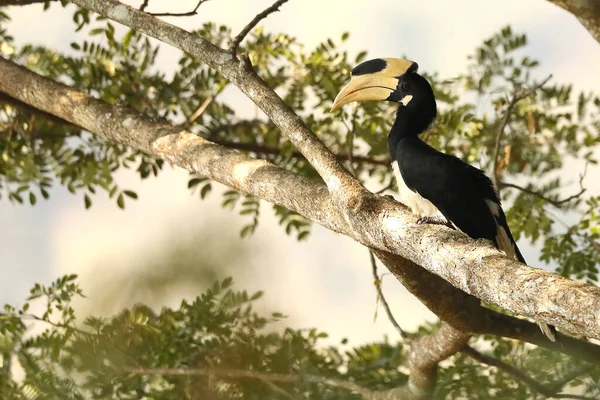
537 320 557 342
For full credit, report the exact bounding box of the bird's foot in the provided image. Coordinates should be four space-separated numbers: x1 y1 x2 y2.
416 216 453 229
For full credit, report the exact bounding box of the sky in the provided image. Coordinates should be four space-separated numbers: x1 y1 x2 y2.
1 0 600 347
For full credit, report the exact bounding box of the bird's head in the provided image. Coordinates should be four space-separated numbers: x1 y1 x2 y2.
332 58 437 135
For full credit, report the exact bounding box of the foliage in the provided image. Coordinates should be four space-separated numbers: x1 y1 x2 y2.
1 2 600 399
1 10 599 278
1 277 598 399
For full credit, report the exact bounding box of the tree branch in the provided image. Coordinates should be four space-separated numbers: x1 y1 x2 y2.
409 324 471 395
369 250 408 340
546 0 600 45
68 0 365 207
0 0 53 6
4 4 600 357
210 138 389 166
500 181 586 208
463 345 596 399
492 75 552 189
260 379 301 400
369 251 473 397
229 0 290 55
126 365 423 400
144 0 209 18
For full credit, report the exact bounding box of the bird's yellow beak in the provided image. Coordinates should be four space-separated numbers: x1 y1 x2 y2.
331 58 417 111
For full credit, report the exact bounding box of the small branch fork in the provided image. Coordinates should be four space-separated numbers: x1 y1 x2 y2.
500 182 586 208
139 0 209 17
492 74 553 190
500 160 588 208
229 0 290 55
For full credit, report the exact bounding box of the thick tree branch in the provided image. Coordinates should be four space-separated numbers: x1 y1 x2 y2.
68 0 366 208
408 325 470 395
370 253 474 397
546 0 600 44
3 56 600 363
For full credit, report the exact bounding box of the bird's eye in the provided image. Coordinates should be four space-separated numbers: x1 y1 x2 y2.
400 82 410 92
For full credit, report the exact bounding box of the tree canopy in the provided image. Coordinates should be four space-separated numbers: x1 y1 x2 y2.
1 0 600 398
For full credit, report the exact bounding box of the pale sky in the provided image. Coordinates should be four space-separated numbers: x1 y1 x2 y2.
1 0 600 346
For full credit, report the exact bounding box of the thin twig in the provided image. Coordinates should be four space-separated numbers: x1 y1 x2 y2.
139 0 149 11
127 366 372 397
185 96 213 128
18 313 142 367
463 345 552 396
500 181 586 208
500 159 587 207
548 364 597 394
545 208 600 254
343 118 357 176
463 345 596 400
229 0 290 55
211 138 389 166
369 250 409 340
492 74 553 190
147 0 208 17
260 378 300 400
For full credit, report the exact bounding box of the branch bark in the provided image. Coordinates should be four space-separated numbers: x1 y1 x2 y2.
408 325 470 395
546 0 600 44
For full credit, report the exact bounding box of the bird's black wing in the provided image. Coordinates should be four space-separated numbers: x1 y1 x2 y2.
398 141 560 340
397 142 525 263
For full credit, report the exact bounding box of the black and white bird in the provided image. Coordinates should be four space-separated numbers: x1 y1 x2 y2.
332 58 556 342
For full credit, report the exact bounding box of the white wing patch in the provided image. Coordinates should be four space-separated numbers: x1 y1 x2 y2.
392 161 445 219
485 199 518 260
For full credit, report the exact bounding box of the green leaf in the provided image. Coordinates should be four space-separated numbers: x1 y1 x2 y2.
117 193 125 209
123 190 138 199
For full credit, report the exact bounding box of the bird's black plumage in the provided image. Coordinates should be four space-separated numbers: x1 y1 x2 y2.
388 71 525 262
332 58 555 341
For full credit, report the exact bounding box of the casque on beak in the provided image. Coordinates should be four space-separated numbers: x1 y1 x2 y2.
331 58 417 111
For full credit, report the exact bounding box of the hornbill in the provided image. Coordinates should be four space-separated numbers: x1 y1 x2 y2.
332 58 556 342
